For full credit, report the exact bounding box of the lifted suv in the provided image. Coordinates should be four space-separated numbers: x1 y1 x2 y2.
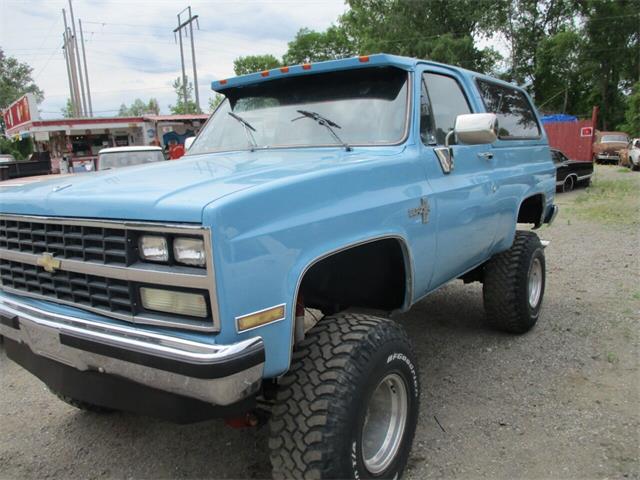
0 54 557 479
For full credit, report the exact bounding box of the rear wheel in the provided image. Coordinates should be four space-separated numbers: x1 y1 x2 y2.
562 175 575 192
269 312 419 479
483 231 546 334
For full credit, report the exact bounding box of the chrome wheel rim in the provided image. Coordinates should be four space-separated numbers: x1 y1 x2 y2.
528 257 543 308
361 373 408 474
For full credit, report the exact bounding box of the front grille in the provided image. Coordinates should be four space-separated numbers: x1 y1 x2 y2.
0 214 217 332
0 218 130 266
0 259 134 315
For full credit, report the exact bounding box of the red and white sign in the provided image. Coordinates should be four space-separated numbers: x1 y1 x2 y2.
2 94 40 132
580 126 594 138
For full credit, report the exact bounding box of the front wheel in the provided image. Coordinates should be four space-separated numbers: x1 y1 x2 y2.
269 313 419 480
483 231 546 334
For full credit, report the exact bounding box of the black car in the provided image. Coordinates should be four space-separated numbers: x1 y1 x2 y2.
552 149 594 192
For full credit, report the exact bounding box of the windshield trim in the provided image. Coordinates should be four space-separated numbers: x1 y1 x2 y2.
185 71 413 157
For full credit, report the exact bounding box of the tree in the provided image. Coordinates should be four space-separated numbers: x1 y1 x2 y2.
169 76 200 114
533 30 590 114
619 81 640 136
233 54 281 75
580 0 640 129
118 98 160 116
338 0 502 73
61 98 74 118
282 26 354 65
0 48 43 110
208 93 224 113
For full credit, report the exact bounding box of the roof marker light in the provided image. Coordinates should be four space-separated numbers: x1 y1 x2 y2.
261 70 270 77
359 55 370 63
219 79 228 85
302 63 312 70
279 66 290 73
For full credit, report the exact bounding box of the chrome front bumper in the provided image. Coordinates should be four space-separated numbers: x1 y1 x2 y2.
0 296 265 406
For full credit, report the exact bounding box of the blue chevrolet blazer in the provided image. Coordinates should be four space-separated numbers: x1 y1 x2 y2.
0 54 557 479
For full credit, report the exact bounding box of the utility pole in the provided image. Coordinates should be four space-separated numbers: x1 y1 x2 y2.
173 7 200 111
68 0 86 117
79 19 93 116
62 31 76 116
187 6 200 111
62 9 81 116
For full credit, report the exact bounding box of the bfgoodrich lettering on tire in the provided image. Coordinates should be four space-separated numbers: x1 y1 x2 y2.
269 312 419 479
483 230 546 334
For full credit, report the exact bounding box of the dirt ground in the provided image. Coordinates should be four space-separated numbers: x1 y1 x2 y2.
0 165 638 479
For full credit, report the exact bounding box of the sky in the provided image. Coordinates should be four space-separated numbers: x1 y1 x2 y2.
1 0 348 119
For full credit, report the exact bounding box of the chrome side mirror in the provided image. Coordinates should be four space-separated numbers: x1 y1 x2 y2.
453 113 498 146
184 136 196 150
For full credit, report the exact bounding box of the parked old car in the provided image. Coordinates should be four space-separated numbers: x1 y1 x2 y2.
593 131 630 164
619 138 640 170
0 54 557 480
96 146 166 170
552 148 594 192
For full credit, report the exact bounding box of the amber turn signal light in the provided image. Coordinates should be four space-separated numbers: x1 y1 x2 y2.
236 304 286 332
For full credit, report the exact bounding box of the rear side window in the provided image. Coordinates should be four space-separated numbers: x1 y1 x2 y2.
420 73 471 145
476 80 541 139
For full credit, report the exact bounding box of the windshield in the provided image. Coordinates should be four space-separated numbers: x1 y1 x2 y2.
98 150 165 170
601 134 628 143
188 67 409 154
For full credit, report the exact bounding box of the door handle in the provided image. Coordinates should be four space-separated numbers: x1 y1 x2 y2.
478 152 494 160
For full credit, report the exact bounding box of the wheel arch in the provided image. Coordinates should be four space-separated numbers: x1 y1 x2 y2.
289 234 414 345
517 192 546 228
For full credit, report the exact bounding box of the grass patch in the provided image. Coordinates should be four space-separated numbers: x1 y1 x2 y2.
568 178 640 225
606 352 619 364
617 167 631 173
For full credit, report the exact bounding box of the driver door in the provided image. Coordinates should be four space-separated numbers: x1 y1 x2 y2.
418 69 500 288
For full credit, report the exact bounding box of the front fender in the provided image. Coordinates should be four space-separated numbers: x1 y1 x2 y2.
202 154 424 377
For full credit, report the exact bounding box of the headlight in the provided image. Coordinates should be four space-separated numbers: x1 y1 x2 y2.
140 287 208 318
173 237 206 267
139 235 168 262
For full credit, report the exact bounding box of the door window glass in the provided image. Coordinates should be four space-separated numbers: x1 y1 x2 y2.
420 73 471 145
476 80 541 139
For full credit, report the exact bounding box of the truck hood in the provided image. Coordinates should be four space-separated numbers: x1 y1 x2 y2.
0 148 402 222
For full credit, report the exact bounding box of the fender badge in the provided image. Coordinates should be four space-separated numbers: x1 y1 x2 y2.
36 253 61 273
408 197 430 224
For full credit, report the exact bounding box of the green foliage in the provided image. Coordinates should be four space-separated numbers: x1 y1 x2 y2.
618 82 640 137
580 0 640 129
61 98 74 118
0 136 34 160
208 93 224 113
283 26 354 65
338 0 501 73
0 48 43 111
169 77 200 114
233 55 281 76
118 98 160 116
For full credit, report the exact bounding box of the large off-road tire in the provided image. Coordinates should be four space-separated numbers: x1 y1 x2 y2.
51 390 116 413
269 313 419 480
483 231 546 334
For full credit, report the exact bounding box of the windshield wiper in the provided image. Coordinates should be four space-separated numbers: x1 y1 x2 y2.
228 111 258 151
291 110 352 152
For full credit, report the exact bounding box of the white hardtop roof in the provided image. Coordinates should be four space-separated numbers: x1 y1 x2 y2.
99 146 163 154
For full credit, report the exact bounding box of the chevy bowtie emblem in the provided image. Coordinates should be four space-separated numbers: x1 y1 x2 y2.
37 253 61 272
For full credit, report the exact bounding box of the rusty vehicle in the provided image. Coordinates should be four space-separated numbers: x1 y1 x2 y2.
619 138 640 170
592 131 630 164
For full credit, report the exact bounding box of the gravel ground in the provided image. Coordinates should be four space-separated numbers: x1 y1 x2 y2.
1 165 638 479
